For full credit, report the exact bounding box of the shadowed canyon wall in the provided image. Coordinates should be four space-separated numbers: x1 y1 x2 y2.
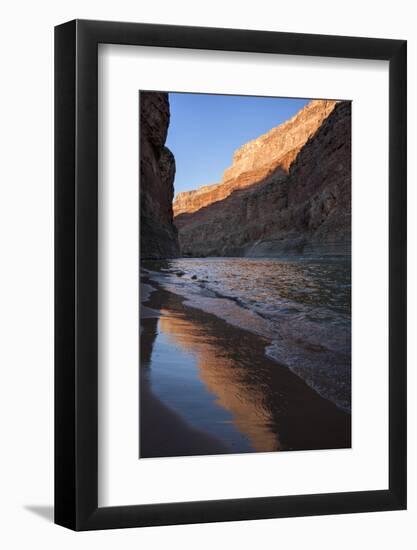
174 100 351 257
140 92 179 259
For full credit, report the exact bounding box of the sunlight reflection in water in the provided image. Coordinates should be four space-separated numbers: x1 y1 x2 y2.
147 310 280 453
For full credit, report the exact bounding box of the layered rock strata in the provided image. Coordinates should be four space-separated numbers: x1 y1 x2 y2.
174 100 351 257
173 99 338 217
140 92 179 259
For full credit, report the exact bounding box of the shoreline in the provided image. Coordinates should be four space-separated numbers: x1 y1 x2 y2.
143 258 351 413
140 276 351 458
140 356 230 458
140 293 230 458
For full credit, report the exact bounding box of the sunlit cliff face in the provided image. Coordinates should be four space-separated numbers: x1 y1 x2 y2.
173 100 351 259
173 99 338 217
159 310 281 453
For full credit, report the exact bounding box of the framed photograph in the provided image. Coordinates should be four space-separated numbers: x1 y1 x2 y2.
55 19 406 530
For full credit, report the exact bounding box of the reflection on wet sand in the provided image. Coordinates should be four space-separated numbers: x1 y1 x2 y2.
140 281 351 458
159 310 280 452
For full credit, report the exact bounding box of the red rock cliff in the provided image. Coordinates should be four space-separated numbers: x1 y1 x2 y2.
140 92 179 259
175 100 351 257
173 99 338 217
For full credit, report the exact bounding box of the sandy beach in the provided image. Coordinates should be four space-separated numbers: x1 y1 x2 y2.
140 276 351 459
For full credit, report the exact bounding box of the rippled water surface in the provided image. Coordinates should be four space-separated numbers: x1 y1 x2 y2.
167 257 351 315
143 257 351 413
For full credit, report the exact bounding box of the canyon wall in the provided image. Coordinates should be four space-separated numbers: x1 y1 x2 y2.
174 100 351 257
173 100 337 217
140 92 179 259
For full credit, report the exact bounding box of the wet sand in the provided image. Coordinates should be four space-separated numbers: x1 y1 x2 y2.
140 278 351 459
140 369 229 457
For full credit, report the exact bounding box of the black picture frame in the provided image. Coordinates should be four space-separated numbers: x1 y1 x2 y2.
55 19 407 531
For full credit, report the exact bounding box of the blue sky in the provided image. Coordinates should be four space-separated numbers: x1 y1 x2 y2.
166 93 310 196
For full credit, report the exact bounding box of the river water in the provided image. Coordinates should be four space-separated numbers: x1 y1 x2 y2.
143 256 351 414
